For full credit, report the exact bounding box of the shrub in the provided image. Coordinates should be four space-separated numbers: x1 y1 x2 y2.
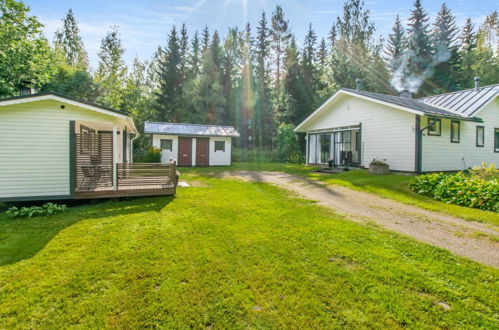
232 148 275 163
410 171 499 212
469 162 499 180
135 147 162 163
370 159 388 166
275 123 303 164
6 203 68 218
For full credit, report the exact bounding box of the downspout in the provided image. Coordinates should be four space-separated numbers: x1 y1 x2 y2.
130 132 140 163
415 115 422 173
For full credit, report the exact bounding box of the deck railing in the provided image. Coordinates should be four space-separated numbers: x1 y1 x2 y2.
116 162 177 189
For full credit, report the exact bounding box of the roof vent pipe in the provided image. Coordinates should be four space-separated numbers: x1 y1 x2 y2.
474 76 480 91
399 90 413 98
355 78 361 91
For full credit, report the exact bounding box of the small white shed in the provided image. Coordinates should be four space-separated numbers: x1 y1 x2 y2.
145 122 240 166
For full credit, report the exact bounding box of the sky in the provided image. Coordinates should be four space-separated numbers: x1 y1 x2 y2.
24 0 497 69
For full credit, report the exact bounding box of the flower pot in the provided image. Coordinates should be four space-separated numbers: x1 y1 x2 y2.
369 163 389 175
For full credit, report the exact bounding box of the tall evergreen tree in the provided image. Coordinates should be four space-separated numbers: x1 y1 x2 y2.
188 31 201 78
431 3 459 92
385 15 407 74
255 11 273 147
155 26 184 122
460 18 476 53
179 23 189 73
201 26 210 52
405 0 433 94
270 5 292 122
94 26 127 109
54 9 88 69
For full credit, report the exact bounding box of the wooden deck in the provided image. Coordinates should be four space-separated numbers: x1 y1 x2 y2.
74 185 176 199
74 162 178 199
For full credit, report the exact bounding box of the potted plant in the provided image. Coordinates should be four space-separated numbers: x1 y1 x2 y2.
369 159 389 175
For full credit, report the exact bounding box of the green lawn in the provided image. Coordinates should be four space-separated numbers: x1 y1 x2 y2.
0 177 497 328
181 162 499 225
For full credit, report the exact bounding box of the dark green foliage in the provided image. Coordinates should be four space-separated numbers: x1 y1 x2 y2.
410 171 499 212
54 9 88 69
275 123 302 163
0 0 53 96
94 26 127 109
6 203 67 218
155 26 184 122
134 146 161 163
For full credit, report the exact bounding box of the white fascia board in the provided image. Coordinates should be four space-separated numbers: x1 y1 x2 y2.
0 94 131 120
294 90 425 132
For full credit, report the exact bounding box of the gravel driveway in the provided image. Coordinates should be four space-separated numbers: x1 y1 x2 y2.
216 171 499 268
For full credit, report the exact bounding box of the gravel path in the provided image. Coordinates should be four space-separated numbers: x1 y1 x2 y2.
216 171 499 268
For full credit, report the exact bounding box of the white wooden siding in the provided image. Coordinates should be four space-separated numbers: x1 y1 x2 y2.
303 94 416 171
422 98 499 171
153 135 232 165
209 137 231 166
152 135 179 163
0 100 125 199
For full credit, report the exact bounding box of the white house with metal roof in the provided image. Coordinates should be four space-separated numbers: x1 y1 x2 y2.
145 122 240 166
295 80 499 172
0 92 178 202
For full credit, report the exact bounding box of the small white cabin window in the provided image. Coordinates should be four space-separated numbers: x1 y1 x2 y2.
450 121 460 143
427 117 441 136
214 141 225 152
476 126 484 147
495 128 499 153
160 139 172 151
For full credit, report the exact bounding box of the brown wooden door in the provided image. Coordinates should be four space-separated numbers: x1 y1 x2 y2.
196 138 209 166
178 137 192 166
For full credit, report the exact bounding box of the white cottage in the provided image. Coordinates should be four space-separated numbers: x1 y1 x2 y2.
295 81 499 172
145 122 240 166
0 92 177 202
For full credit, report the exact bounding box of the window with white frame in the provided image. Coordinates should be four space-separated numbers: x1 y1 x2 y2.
214 141 225 152
160 139 173 151
476 126 484 147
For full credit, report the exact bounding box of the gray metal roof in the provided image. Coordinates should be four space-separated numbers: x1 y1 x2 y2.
144 122 240 137
342 88 472 120
420 84 499 117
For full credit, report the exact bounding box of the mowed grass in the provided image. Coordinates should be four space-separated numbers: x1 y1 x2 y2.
181 162 499 225
0 177 497 328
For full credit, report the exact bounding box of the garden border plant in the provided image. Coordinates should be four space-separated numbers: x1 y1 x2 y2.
409 163 498 212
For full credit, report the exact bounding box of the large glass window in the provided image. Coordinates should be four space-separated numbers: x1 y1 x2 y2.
320 134 331 163
451 121 460 143
476 126 484 147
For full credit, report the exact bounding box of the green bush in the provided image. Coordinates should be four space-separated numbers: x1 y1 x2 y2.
134 147 162 163
6 203 68 218
410 170 499 212
232 147 276 163
275 123 303 164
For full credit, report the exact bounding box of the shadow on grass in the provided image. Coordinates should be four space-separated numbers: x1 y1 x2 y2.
0 196 174 267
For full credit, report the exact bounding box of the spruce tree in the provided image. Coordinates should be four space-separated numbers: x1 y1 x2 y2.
460 18 476 53
270 5 292 122
385 15 407 72
54 9 88 69
188 31 201 78
201 26 210 52
94 26 127 109
255 11 273 147
155 26 184 122
317 38 327 67
431 3 459 92
405 0 433 94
